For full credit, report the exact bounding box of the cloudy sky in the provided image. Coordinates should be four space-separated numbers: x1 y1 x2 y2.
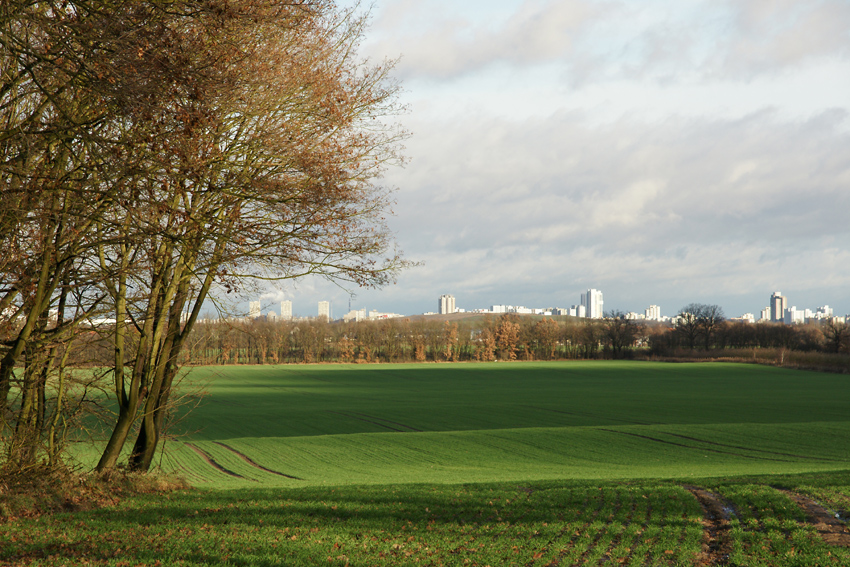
255 0 850 320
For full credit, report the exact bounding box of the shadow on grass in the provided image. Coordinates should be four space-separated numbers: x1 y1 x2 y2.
1 479 700 566
4 472 850 566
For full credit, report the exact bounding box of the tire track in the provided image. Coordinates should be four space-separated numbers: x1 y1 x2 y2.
778 489 850 547
525 405 654 426
212 441 303 480
184 443 247 479
350 412 423 432
326 410 416 432
599 429 795 462
661 431 845 463
685 486 735 566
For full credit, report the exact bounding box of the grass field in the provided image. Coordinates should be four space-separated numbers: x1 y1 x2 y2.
4 361 850 565
152 361 850 487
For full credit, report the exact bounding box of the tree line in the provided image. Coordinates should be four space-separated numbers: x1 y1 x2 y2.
62 312 643 365
60 302 850 367
164 309 847 365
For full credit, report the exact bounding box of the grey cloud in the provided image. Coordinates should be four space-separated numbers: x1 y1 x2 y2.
365 0 600 80
717 0 850 77
379 109 850 312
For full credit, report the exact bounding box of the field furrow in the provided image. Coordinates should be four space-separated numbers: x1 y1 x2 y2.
211 441 303 480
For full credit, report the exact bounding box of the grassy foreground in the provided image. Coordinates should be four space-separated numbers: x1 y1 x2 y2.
3 361 850 565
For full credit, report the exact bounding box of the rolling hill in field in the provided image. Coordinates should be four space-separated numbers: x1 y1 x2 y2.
117 361 850 488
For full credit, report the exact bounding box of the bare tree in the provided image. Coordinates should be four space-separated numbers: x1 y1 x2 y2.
698 304 725 349
823 319 848 354
676 303 725 351
676 304 702 350
603 310 642 359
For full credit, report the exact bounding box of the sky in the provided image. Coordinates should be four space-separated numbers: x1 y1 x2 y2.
247 0 850 320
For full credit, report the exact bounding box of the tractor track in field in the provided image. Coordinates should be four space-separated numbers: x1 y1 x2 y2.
660 432 845 462
351 412 423 432
525 405 654 426
599 429 795 462
184 443 248 479
685 486 735 566
778 489 850 547
326 410 420 432
212 442 303 480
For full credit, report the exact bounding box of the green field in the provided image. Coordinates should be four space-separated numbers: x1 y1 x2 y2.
5 361 850 566
152 361 850 487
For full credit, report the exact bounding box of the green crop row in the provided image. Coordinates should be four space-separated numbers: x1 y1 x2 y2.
0 481 709 566
6 476 849 566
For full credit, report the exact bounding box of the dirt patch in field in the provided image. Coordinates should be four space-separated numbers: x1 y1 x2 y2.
780 490 850 547
685 486 735 566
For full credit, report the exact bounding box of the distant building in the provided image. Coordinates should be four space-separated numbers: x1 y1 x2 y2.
249 301 261 319
281 300 292 320
582 289 604 319
784 306 805 325
815 305 833 319
318 301 330 320
342 308 367 322
759 307 771 322
438 294 456 315
770 292 787 323
369 310 403 320
645 305 661 321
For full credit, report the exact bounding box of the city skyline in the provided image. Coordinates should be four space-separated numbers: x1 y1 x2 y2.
239 287 847 324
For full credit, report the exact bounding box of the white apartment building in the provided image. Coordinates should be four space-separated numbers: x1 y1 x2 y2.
342 308 367 322
439 294 456 315
569 305 586 318
582 289 604 319
784 306 806 325
318 301 330 320
249 301 261 319
280 300 292 320
645 305 661 321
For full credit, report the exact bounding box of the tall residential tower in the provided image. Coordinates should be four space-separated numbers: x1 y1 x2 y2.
582 289 604 319
318 301 330 320
280 300 292 320
770 292 787 323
